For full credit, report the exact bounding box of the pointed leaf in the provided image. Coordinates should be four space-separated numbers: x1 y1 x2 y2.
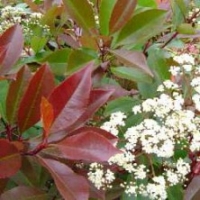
48 63 92 133
99 0 116 35
63 0 96 34
38 157 89 200
0 186 48 200
111 66 153 83
6 66 32 124
114 9 167 46
52 130 121 162
40 97 54 137
109 0 137 34
110 49 153 76
0 139 21 179
17 64 55 133
48 89 113 143
0 24 24 75
66 89 114 133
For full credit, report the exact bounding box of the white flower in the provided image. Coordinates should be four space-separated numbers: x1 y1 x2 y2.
174 54 195 65
169 66 181 76
176 158 190 177
166 170 179 185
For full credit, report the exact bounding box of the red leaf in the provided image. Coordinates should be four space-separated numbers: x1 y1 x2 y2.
6 66 32 124
47 89 113 143
0 186 48 200
184 176 200 200
109 0 137 33
66 89 114 133
17 64 55 133
48 63 93 133
0 139 21 178
52 130 121 162
0 24 24 75
69 127 119 145
40 97 54 137
38 157 89 200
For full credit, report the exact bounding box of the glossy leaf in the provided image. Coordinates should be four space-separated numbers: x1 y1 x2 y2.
67 49 97 75
6 66 32 125
147 47 170 82
177 23 196 35
104 96 140 116
99 0 116 35
111 66 153 83
0 139 21 179
65 89 114 133
48 63 92 134
69 127 119 145
0 80 9 119
17 64 55 133
0 24 24 75
42 48 71 76
40 97 54 137
110 49 153 76
0 186 48 200
38 157 89 200
63 0 96 34
113 9 167 46
109 0 137 34
48 89 113 143
52 129 121 162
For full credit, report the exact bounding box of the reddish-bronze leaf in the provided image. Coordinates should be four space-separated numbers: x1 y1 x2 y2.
109 0 137 34
0 139 21 179
0 186 48 200
47 89 113 143
69 127 119 145
0 24 24 75
40 97 54 137
66 89 114 133
6 66 32 124
48 63 92 133
110 49 153 77
38 157 89 200
17 64 55 133
52 130 121 162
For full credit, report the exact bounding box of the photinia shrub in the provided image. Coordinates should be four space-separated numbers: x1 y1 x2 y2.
0 0 200 199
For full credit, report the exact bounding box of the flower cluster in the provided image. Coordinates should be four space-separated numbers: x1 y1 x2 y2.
88 163 115 190
88 53 200 199
0 5 50 39
100 111 126 136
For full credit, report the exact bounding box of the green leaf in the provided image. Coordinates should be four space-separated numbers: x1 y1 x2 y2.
171 0 189 26
109 0 137 34
177 23 196 35
0 80 9 120
167 184 183 200
138 0 157 8
31 36 48 53
113 9 167 46
147 47 170 82
111 66 153 83
99 0 116 35
67 49 97 75
42 48 71 76
63 0 96 35
104 96 139 116
137 80 158 98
